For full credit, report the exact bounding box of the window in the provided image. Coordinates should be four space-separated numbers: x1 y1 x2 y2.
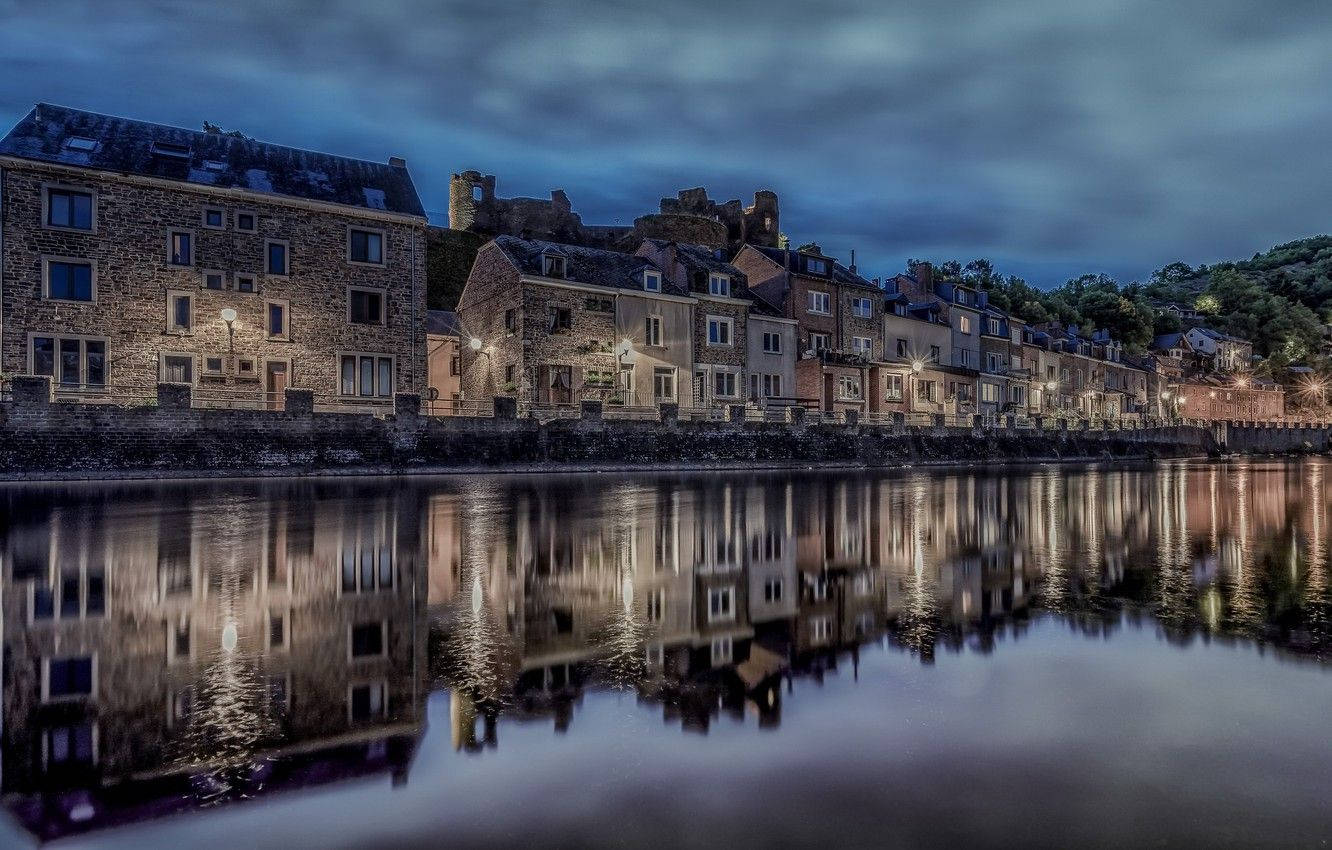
1011 385 1026 405
202 206 225 229
340 537 394 593
837 375 862 400
809 332 830 352
987 317 1000 335
653 367 675 401
161 353 195 384
340 353 395 397
268 611 288 651
236 210 257 233
542 254 566 278
811 616 831 643
1011 354 1023 371
851 297 872 318
916 380 937 402
349 287 385 324
168 230 192 266
266 300 289 339
349 682 387 721
708 274 731 297
981 382 1000 403
708 586 735 621
449 355 460 377
44 656 94 701
959 315 972 334
236 275 256 294
167 291 192 333
707 316 733 346
959 348 972 368
763 373 782 397
45 187 94 230
851 336 873 357
44 258 95 301
504 363 516 384
762 331 782 354
31 563 105 623
205 356 225 376
237 357 256 377
349 227 385 264
64 136 97 152
764 578 784 603
713 370 737 398
711 636 733 666
929 345 941 362
885 374 903 400
150 140 190 159
266 240 289 275
43 723 96 770
643 270 661 292
644 315 662 347
896 339 908 358
203 270 224 290
805 256 828 275
807 290 831 314
504 308 518 332
350 622 387 658
986 352 1003 373
952 381 974 402
30 336 106 387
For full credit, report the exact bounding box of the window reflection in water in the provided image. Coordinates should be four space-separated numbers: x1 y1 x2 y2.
2 459 1331 841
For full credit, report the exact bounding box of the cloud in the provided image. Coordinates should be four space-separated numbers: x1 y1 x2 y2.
3 0 1330 286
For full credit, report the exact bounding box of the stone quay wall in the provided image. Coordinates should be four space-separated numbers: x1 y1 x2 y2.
1 376 1322 480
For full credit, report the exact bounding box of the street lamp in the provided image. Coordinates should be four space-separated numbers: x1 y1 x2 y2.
468 336 482 351
220 308 237 360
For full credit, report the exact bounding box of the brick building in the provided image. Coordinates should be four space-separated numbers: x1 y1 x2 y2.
0 104 427 408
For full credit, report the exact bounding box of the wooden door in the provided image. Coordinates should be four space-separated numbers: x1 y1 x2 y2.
265 361 288 410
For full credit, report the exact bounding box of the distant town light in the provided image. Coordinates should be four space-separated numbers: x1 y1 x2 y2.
468 336 482 351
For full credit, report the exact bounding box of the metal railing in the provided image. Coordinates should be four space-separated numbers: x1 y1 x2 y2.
423 398 494 417
603 405 661 421
519 402 580 423
193 386 285 411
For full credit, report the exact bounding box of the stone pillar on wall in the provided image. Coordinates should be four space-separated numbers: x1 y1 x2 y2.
787 406 805 425
284 388 314 416
581 399 603 421
11 375 51 407
844 409 859 426
394 393 421 420
729 405 746 424
892 411 905 427
156 383 192 410
659 402 679 425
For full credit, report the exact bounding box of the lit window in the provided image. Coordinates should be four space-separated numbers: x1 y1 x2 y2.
959 315 972 334
644 315 662 346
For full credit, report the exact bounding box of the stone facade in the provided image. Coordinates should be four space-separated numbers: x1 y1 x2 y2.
1 150 425 407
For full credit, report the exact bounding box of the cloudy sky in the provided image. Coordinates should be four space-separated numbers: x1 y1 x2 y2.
3 0 1329 286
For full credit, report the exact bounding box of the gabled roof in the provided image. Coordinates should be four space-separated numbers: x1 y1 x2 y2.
1151 332 1188 351
1191 327 1250 344
492 235 678 294
426 309 463 337
0 103 425 218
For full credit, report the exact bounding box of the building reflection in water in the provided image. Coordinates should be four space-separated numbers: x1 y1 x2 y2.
3 459 1332 841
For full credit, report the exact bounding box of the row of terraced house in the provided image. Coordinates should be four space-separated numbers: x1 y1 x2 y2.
0 103 1281 423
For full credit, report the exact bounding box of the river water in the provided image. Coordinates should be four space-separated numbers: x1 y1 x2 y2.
2 459 1330 848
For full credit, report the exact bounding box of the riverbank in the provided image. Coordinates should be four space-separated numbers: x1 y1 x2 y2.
3 378 1325 482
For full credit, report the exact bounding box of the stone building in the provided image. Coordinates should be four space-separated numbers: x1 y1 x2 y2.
733 244 885 417
426 309 462 410
1175 379 1284 421
881 294 961 419
0 104 428 408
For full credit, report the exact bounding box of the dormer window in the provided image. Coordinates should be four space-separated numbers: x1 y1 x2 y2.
708 274 730 297
893 303 906 317
150 141 191 160
63 136 97 152
643 270 661 292
805 257 828 275
542 254 566 278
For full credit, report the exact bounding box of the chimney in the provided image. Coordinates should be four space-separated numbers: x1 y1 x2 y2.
849 249 857 274
388 156 407 168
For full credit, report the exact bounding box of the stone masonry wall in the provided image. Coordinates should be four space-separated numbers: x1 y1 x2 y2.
2 162 426 401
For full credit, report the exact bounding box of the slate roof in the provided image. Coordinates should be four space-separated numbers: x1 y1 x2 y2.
1152 332 1188 351
0 103 425 218
427 309 463 337
1192 327 1250 345
749 246 881 291
492 236 679 294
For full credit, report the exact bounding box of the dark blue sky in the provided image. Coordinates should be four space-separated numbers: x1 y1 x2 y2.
4 0 1330 288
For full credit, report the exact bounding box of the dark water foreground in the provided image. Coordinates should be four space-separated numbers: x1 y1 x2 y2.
2 460 1331 848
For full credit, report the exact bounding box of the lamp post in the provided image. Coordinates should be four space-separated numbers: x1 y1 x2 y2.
220 308 237 361
614 338 633 404
910 360 923 416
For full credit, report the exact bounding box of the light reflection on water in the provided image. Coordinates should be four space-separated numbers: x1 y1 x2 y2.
2 459 1332 847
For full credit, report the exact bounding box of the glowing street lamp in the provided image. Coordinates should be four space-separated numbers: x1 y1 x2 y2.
220 308 237 359
468 336 483 352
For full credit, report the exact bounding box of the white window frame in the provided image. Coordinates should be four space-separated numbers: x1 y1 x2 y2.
165 289 194 334
541 253 566 278
652 366 676 402
805 256 828 275
708 586 736 622
809 332 829 352
643 270 662 292
265 298 290 341
708 274 731 297
851 296 872 318
811 616 831 644
265 239 290 276
338 351 396 399
712 368 739 399
235 209 258 234
807 290 831 315
851 336 873 357
41 654 98 702
644 315 663 347
711 636 733 666
764 578 784 603
347 285 388 326
347 225 387 266
201 206 226 231
347 680 389 723
837 375 863 401
885 373 903 400
762 373 782 397
40 721 99 770
706 315 734 347
41 255 97 302
42 183 97 233
762 331 781 354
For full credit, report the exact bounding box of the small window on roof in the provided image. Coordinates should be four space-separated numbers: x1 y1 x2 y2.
643 270 661 292
64 137 97 152
202 160 227 172
151 141 191 159
542 254 566 278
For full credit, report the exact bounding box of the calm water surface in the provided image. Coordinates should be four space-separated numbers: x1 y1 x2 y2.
2 460 1331 848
